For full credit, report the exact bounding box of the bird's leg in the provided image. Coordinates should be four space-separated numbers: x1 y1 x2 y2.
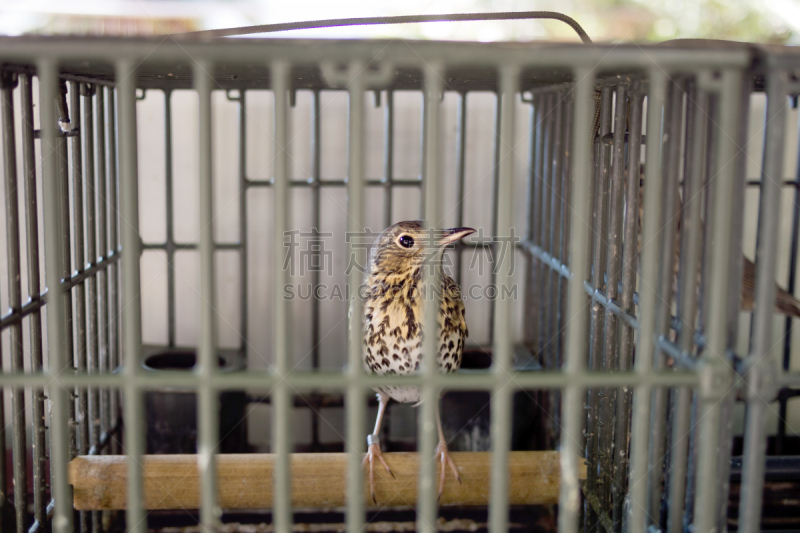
363 392 394 503
434 400 461 499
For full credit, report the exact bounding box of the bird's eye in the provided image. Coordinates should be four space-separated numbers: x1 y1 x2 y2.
397 234 415 248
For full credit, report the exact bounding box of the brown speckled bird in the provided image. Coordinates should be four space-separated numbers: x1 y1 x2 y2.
361 220 475 502
635 177 800 317
593 84 800 318
740 255 800 316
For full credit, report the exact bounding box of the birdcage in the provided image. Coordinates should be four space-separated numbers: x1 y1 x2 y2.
0 14 799 533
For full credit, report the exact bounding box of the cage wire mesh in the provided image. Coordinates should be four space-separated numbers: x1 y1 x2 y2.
0 33 798 533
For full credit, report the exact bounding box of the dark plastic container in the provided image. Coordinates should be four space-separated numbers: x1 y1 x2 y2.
141 346 248 454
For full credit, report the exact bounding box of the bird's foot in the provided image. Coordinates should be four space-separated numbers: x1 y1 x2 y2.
434 440 462 500
362 435 394 503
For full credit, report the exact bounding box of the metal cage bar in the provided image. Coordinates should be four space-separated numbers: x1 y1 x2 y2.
237 89 248 358
559 65 595 533
38 57 74 533
601 81 627 526
0 367 702 389
627 67 667 532
586 82 612 530
667 81 709 533
345 60 367 533
453 91 467 286
85 81 102 533
523 95 541 352
164 88 177 348
648 78 685 526
537 93 554 367
245 176 426 188
555 93 573 447
72 78 91 533
487 92 502 345
311 88 322 372
95 85 112 460
382 89 394 229
271 60 293 531
488 65 518 533
0 78 10 533
613 84 643 531
58 80 79 467
648 78 688 527
83 82 102 471
195 58 221 530
418 62 443 533
20 71 48 529
684 86 720 528
308 87 323 449
737 69 788 533
106 85 121 457
715 70 751 532
546 91 565 378
117 58 146 533
693 67 742 533
2 67 29 533
72 80 89 462
523 90 549 454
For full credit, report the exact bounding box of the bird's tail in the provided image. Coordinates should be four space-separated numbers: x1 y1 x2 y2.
741 257 800 318
775 287 800 318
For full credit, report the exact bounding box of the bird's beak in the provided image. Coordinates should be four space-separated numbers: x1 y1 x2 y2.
437 227 476 246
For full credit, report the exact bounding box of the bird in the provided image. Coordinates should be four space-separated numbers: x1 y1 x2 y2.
634 176 800 318
360 220 475 503
591 89 800 319
740 255 800 317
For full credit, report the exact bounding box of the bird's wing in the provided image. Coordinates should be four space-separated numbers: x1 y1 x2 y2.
741 255 800 318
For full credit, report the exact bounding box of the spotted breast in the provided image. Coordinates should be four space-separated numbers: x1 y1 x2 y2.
363 268 468 403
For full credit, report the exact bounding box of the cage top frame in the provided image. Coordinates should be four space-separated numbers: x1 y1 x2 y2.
0 35 759 92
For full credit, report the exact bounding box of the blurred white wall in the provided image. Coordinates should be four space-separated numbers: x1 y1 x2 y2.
135 88 529 368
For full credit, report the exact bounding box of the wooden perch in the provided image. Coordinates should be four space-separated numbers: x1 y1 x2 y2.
69 452 584 510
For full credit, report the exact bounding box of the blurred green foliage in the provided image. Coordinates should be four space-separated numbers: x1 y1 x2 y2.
457 0 797 44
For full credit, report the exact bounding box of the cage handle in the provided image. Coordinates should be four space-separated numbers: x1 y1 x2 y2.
177 11 592 44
